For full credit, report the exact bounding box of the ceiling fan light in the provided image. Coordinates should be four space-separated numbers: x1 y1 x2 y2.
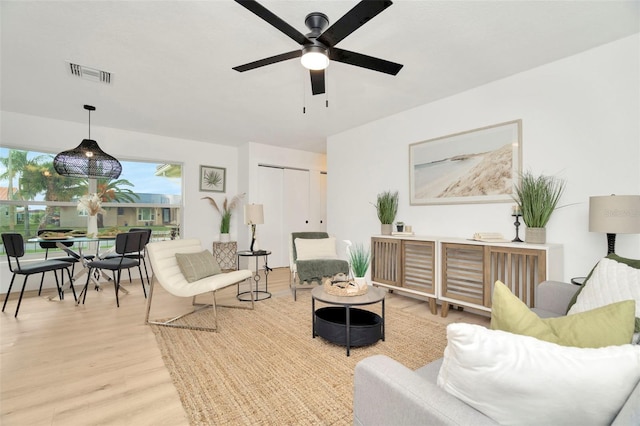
301 46 329 70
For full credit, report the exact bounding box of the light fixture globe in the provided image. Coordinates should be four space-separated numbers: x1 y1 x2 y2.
53 105 122 179
301 45 329 70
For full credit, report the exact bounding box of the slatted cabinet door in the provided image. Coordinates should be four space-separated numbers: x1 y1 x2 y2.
441 243 485 316
486 246 547 308
371 237 401 287
402 240 435 294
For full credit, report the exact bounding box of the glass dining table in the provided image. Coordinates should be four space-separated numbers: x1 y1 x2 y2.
28 235 123 303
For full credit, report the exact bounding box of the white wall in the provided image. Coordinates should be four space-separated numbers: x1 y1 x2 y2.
1 111 242 292
327 34 640 281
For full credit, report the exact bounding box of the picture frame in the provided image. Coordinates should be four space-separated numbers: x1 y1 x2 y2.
199 165 226 193
409 120 522 205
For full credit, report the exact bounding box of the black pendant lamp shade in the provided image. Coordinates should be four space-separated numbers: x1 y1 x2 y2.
54 105 122 179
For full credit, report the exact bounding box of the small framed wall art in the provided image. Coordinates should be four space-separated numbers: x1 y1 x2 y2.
409 120 522 205
199 165 226 193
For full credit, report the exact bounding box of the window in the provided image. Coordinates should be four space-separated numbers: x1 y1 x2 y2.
0 147 183 239
137 208 155 222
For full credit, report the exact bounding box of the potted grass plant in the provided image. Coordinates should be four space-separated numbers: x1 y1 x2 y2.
514 171 566 244
201 193 245 242
348 242 371 290
375 190 399 235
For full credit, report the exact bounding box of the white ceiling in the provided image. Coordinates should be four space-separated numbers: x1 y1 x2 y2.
1 1 638 154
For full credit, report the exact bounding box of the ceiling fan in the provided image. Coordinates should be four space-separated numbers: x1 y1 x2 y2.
233 0 403 96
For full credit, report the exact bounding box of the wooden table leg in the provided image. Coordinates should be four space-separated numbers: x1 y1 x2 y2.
428 298 437 315
441 301 450 317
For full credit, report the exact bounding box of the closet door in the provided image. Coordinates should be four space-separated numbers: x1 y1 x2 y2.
310 171 327 232
256 165 325 268
283 168 310 237
257 166 285 266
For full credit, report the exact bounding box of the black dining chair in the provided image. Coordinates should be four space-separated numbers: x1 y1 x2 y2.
36 229 95 295
2 233 76 317
80 231 147 307
103 228 152 286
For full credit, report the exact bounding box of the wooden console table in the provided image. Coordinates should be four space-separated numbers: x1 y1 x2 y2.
371 235 563 317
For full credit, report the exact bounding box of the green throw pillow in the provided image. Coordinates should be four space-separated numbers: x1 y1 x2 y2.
175 250 222 283
490 280 635 348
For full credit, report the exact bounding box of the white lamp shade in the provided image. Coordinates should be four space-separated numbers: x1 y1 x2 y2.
244 204 264 225
589 195 640 234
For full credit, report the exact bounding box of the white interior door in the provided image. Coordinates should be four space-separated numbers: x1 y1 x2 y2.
256 166 327 269
283 168 310 238
257 166 285 267
318 171 327 231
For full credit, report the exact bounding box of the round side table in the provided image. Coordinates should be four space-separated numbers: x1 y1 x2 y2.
236 250 272 301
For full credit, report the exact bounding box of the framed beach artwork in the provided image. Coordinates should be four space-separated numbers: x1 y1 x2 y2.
199 165 226 193
409 120 522 205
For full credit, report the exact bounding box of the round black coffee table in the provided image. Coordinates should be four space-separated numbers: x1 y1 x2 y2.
311 285 385 356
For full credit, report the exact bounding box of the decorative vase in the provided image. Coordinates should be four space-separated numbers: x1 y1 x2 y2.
353 276 367 290
87 215 98 238
381 224 392 235
525 227 546 244
220 233 230 243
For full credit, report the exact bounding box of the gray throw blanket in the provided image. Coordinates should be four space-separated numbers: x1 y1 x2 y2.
296 259 349 284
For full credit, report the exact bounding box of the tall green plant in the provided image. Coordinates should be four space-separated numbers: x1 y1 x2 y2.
202 193 245 233
514 171 565 228
349 243 371 278
375 190 399 224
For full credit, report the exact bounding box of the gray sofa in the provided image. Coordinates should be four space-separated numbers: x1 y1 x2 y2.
353 280 640 425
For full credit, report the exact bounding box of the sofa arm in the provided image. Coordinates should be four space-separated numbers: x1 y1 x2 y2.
533 280 581 317
353 355 496 426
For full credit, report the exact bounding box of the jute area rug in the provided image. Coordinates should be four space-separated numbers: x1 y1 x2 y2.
151 290 448 425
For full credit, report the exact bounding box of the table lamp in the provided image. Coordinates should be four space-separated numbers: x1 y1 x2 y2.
244 204 264 252
589 195 640 254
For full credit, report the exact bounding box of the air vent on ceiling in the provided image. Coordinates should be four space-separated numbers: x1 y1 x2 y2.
68 62 112 84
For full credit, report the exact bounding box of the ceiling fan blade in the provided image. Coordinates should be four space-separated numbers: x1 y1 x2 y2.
310 70 325 95
317 0 393 47
233 50 302 72
330 48 403 75
235 0 311 46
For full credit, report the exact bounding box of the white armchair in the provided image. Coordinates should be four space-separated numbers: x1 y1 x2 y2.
144 238 253 332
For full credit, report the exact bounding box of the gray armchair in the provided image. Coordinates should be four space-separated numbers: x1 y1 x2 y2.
289 232 349 301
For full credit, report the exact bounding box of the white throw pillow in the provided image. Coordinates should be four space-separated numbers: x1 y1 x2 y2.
568 257 640 318
295 237 338 260
437 323 640 426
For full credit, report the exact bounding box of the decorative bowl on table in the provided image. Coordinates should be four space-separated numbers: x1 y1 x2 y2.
39 232 71 240
97 227 122 238
67 230 87 237
323 274 369 297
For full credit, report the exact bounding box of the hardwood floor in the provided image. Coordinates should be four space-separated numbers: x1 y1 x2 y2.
1 267 489 425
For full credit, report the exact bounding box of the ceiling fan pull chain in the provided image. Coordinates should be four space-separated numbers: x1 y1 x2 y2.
302 67 307 114
325 68 329 108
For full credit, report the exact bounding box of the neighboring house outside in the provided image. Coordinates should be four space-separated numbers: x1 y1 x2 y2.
1 189 180 231
59 192 181 229
0 187 19 229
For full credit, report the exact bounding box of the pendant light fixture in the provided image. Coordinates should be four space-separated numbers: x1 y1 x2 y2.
54 105 122 179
